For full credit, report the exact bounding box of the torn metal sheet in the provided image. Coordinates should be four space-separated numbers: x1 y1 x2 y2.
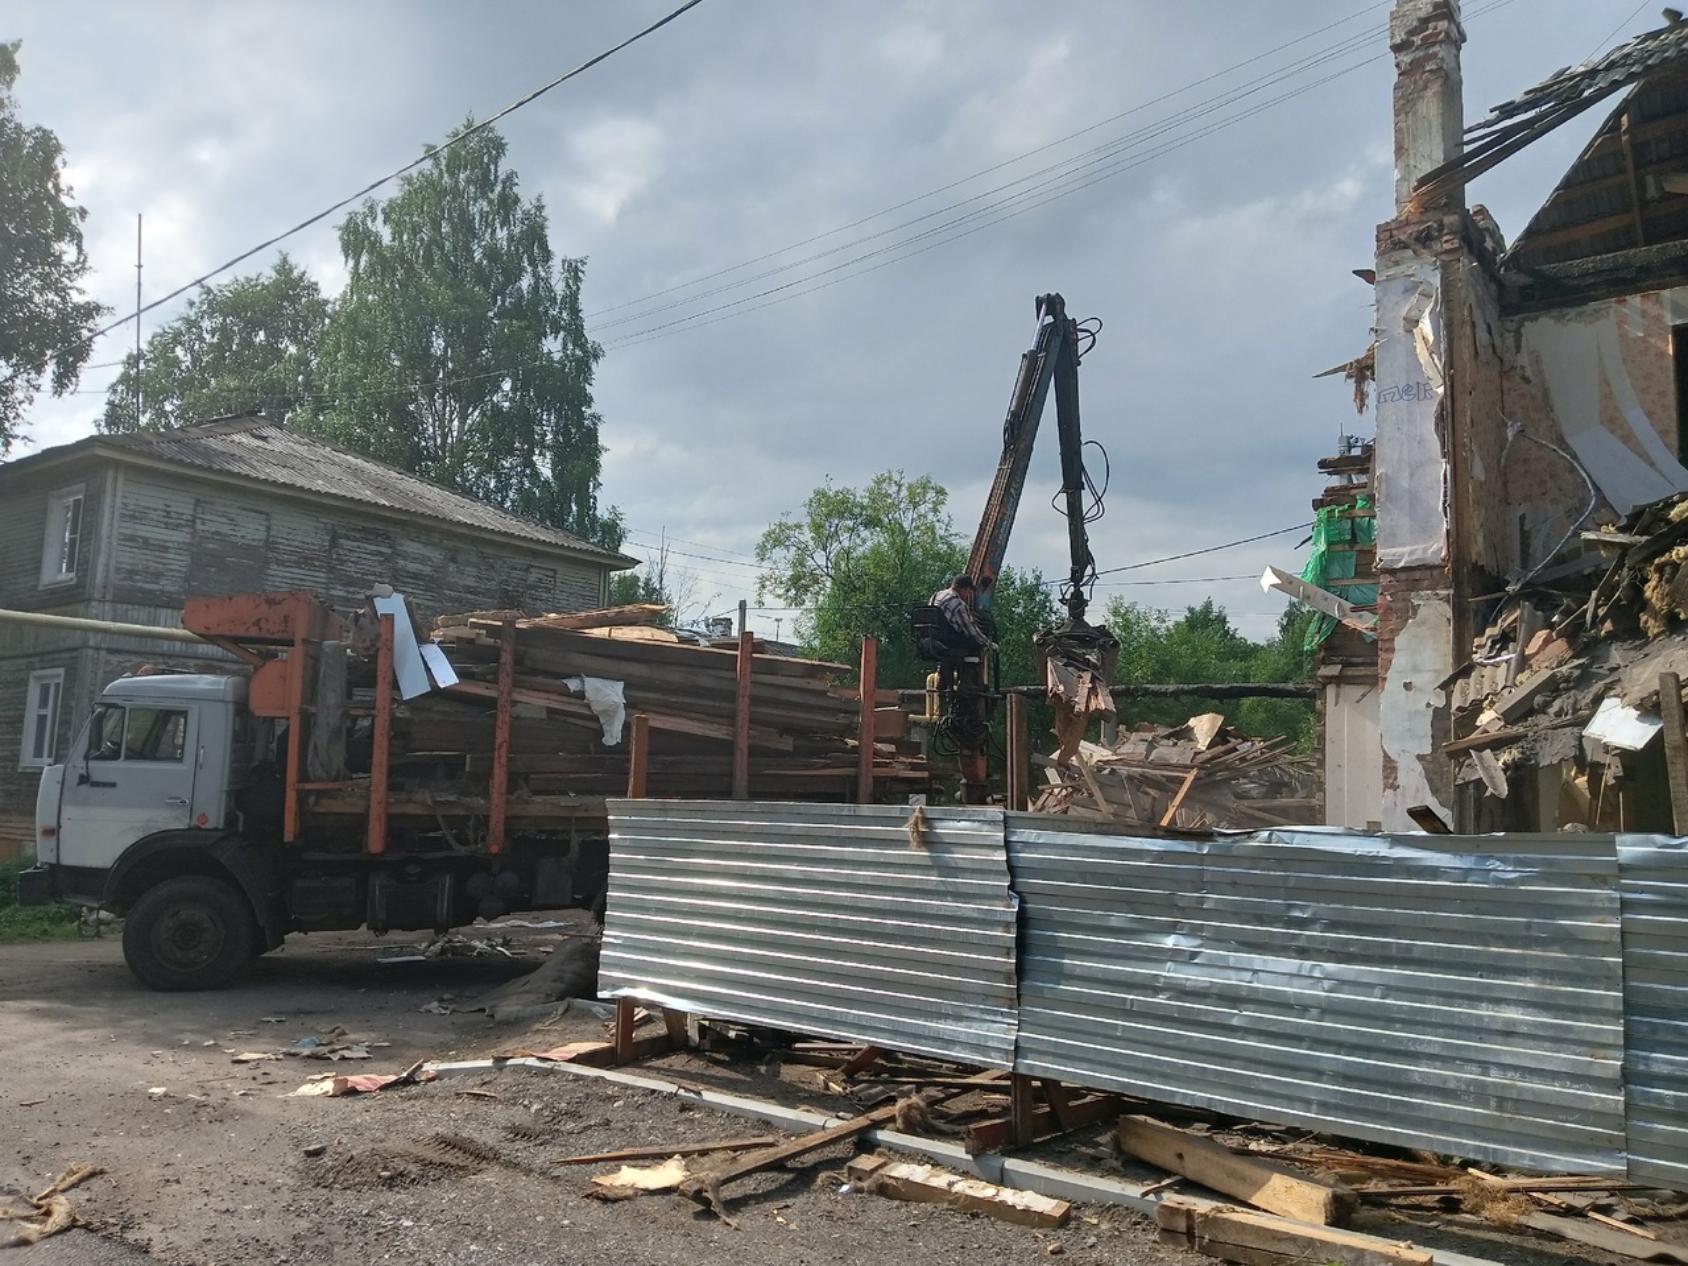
1584 696 1663 752
371 593 430 700
418 642 458 690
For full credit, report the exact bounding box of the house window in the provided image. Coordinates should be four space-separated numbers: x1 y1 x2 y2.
38 485 85 586
20 670 64 768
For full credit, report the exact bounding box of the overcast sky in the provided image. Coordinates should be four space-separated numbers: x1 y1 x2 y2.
4 0 1653 639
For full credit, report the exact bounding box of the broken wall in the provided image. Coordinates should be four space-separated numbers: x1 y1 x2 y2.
1503 288 1688 566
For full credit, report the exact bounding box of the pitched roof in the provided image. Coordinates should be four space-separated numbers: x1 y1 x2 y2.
8 416 635 567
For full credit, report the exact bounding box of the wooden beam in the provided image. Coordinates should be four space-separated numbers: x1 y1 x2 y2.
676 1100 904 1210
487 619 515 855
1160 768 1199 827
555 1137 780 1166
1621 106 1647 249
1660 672 1688 833
283 637 310 844
1117 1115 1355 1227
1157 1201 1432 1266
836 1046 885 1078
1011 1073 1039 1147
1006 691 1030 811
662 1006 689 1050
626 712 650 799
732 628 753 798
845 1155 1072 1228
969 1089 1119 1153
613 997 638 1065
366 615 393 855
856 636 877 804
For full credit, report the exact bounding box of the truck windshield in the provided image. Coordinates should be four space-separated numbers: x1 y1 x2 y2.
88 704 188 762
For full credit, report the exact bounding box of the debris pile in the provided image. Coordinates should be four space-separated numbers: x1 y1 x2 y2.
1441 492 1688 829
1030 712 1319 829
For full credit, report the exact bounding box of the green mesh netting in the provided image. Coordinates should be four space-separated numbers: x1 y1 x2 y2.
1300 498 1377 650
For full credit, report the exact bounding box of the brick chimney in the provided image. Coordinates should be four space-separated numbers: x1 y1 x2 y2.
1390 0 1465 211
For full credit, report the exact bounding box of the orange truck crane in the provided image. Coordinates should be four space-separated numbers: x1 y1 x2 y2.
11 592 606 990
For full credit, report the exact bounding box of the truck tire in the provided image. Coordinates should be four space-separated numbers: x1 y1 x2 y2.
122 876 257 991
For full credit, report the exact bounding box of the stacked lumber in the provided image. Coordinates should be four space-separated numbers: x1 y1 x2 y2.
1029 712 1318 829
398 605 927 807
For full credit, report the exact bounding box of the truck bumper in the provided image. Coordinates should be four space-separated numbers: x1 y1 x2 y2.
14 866 54 906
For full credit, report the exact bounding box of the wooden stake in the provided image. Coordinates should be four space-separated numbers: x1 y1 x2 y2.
487 618 515 854
856 636 878 804
1007 692 1030 811
366 614 394 855
613 997 637 1065
1160 767 1198 827
1658 672 1688 832
732 629 753 798
626 712 650 799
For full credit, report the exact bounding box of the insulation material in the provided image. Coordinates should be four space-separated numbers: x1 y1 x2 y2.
1380 594 1452 829
1373 270 1449 569
565 675 626 746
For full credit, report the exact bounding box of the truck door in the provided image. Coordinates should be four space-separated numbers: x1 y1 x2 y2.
57 702 199 872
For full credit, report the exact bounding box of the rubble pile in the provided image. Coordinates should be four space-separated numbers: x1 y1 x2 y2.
1030 712 1319 829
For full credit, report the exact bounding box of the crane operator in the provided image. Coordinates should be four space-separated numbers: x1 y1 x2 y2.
929 574 995 654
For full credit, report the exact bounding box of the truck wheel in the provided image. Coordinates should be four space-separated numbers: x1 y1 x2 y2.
123 876 257 991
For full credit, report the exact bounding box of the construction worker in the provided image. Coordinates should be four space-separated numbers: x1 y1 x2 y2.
929 574 993 653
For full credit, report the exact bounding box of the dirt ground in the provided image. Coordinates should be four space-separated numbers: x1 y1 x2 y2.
0 930 1188 1266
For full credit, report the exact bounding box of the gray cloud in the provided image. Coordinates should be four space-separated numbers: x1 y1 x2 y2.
6 0 1640 635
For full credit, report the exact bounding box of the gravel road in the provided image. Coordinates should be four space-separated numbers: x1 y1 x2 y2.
0 933 1183 1266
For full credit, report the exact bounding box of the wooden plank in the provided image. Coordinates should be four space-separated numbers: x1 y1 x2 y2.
1007 692 1030 811
661 1007 688 1050
1117 1115 1354 1227
837 1046 885 1077
487 619 515 855
856 636 877 804
969 1091 1119 1153
732 629 752 798
516 603 669 631
555 1137 780 1166
366 615 394 855
626 712 650 799
1156 1201 1432 1266
1517 1211 1686 1262
613 997 637 1065
1074 756 1117 820
1660 672 1688 833
676 1100 904 1209
1160 768 1199 827
845 1155 1071 1228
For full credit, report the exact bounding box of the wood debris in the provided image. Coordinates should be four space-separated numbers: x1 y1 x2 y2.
1156 1199 1432 1266
1030 713 1317 829
845 1154 1071 1227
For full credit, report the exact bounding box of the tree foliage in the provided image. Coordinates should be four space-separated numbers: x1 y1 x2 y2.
0 41 104 454
98 255 329 432
311 121 610 541
1103 597 1319 747
757 471 1055 687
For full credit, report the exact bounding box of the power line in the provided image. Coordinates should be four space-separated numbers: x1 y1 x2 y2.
70 0 707 352
585 1 1392 325
1072 524 1313 583
1589 1 1651 57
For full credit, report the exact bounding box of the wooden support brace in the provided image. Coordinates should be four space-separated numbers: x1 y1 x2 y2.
856 635 878 804
366 615 394 855
1658 672 1688 833
626 712 651 799
487 618 515 854
1007 692 1030 811
1010 1073 1040 1148
836 1045 885 1078
732 629 753 798
662 1007 689 1050
969 1091 1120 1154
613 996 637 1065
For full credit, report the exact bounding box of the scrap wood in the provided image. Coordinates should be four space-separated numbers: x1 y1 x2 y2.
587 1155 690 1200
1156 1200 1432 1266
1 1165 103 1248
676 1098 906 1213
1118 1116 1355 1227
1518 1210 1687 1262
845 1154 1071 1228
557 1137 780 1166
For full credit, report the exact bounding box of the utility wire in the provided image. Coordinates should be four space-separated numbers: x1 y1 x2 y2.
70 0 707 351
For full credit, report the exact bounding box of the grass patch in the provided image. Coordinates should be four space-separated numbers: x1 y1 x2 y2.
0 859 81 942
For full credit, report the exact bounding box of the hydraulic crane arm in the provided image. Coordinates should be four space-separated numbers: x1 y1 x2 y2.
965 293 1094 623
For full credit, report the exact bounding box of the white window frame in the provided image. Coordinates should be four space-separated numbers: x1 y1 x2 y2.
20 669 64 769
38 484 86 587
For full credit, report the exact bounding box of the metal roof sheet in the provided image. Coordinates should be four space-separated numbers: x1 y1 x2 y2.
24 416 631 564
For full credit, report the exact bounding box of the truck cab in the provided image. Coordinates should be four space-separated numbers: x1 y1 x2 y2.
29 673 274 990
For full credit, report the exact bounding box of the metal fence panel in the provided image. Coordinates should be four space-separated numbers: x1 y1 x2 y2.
1619 836 1688 1189
1006 816 1629 1174
600 799 1019 1068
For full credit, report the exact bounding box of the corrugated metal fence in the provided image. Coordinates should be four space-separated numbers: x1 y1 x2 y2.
1619 837 1688 1188
598 799 1020 1068
1007 817 1628 1174
601 801 1688 1180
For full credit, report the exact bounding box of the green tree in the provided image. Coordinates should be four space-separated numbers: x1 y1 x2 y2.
757 471 1055 688
0 41 104 454
98 255 329 432
311 121 609 540
1103 597 1318 747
